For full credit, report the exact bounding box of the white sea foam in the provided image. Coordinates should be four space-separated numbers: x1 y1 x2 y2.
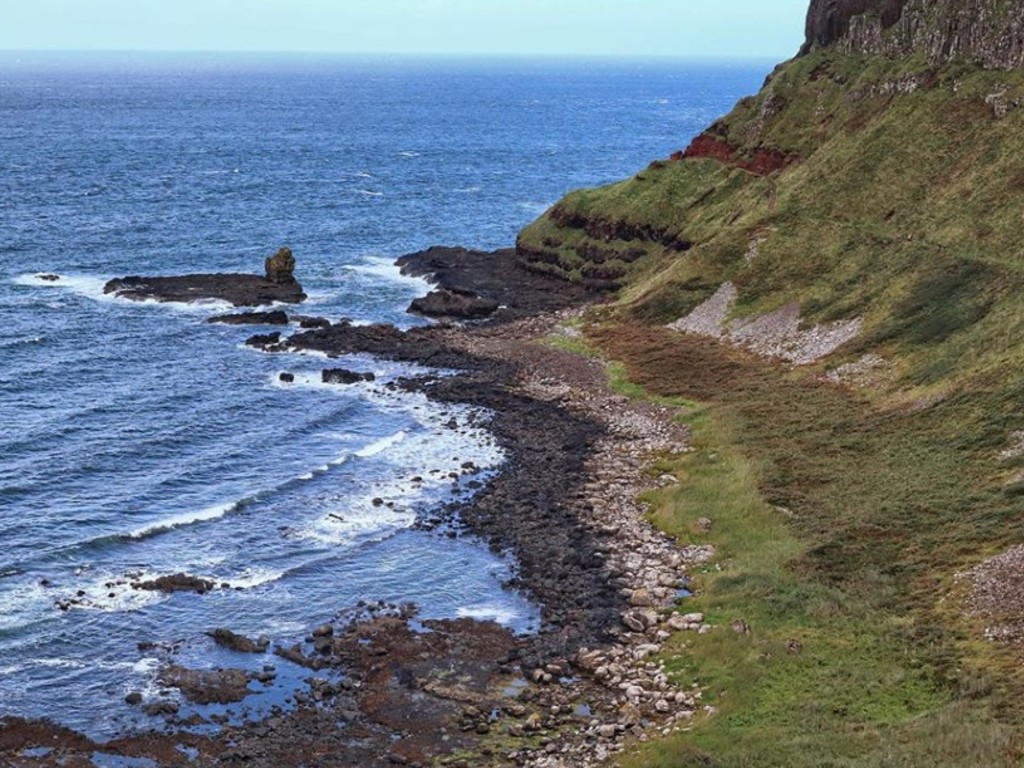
270 370 374 393
354 430 407 458
0 334 44 349
13 273 112 302
285 348 332 360
62 571 171 614
298 500 417 546
456 604 522 625
341 255 436 293
12 272 236 315
226 568 286 589
0 581 50 631
398 150 421 157
128 502 236 539
355 189 384 197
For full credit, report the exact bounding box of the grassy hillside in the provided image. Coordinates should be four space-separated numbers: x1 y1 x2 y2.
516 43 1024 768
520 48 1024 393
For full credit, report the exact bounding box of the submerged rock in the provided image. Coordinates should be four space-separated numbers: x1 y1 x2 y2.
207 310 290 325
132 573 216 594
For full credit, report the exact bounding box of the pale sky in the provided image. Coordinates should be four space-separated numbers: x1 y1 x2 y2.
0 0 809 58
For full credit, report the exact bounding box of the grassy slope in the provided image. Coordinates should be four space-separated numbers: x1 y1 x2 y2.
591 325 1024 766
516 46 1024 767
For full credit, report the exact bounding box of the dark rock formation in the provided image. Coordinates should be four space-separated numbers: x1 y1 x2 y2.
409 288 500 319
158 665 251 705
802 0 906 52
322 368 376 385
265 247 296 284
104 249 306 307
801 0 1024 70
398 246 600 316
131 573 216 594
246 331 282 347
208 628 270 654
294 315 332 329
207 310 290 325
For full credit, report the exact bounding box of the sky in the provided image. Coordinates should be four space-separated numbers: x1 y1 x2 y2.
0 0 809 58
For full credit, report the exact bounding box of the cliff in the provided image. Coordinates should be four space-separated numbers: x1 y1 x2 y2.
802 0 1024 69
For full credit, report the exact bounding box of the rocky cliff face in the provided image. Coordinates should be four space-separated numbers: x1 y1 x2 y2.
803 0 1024 69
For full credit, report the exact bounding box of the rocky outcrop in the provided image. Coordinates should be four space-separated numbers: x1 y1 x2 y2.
265 247 296 284
207 310 290 325
104 248 307 307
158 665 251 705
208 628 270 654
801 0 1024 70
397 246 599 319
131 573 216 594
409 288 500 319
802 0 907 51
321 368 376 385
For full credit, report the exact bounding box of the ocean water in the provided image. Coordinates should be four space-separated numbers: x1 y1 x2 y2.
0 52 770 737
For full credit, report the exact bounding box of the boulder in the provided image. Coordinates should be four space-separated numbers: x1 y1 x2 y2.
322 368 376 385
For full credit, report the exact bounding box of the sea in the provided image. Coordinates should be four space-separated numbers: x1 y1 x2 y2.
0 52 770 738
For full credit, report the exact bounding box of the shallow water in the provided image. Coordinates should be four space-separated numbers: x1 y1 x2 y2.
0 52 770 736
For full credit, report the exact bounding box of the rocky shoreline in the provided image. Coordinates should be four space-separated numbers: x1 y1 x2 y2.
2 247 713 767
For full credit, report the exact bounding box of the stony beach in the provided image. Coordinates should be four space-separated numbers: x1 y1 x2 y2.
1 248 715 767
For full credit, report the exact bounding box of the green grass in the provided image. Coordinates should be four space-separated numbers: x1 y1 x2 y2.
589 325 1024 767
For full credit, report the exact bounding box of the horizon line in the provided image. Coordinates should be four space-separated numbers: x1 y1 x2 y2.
0 48 789 61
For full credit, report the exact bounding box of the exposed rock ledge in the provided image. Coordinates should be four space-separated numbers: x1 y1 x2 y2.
667 281 862 365
802 0 1024 71
104 247 306 307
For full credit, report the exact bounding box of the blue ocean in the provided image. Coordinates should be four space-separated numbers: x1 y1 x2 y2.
0 52 769 737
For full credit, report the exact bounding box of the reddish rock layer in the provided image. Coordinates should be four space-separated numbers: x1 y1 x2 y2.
680 134 796 176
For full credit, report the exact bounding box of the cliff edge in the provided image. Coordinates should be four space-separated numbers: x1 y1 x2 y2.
802 0 1024 69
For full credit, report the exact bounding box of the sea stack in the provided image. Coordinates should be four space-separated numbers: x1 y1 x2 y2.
265 247 297 285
